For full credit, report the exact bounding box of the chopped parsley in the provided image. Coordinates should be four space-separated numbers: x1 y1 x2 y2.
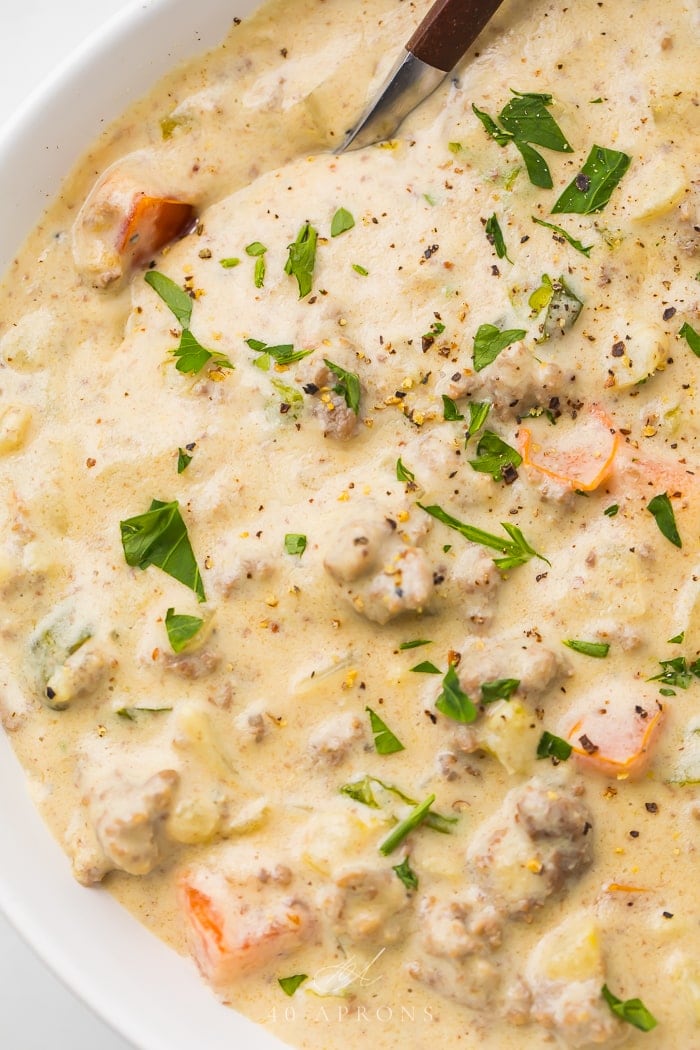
680 322 700 357
442 395 464 421
396 458 416 484
144 270 233 375
481 678 520 703
278 975 308 997
284 533 307 557
399 639 432 650
467 401 491 436
177 447 193 473
647 492 682 548
379 795 436 856
352 263 369 276
473 91 573 189
648 655 700 690
324 359 361 414
219 256 240 268
284 222 318 298
435 665 477 723
366 706 405 754
116 706 173 721
246 337 313 370
245 241 268 288
120 499 206 601
552 145 632 214
410 660 442 674
392 856 419 891
563 639 610 658
330 207 355 237
468 430 522 481
601 985 657 1032
531 215 593 257
604 504 619 517
473 323 527 372
165 607 204 653
536 731 572 761
484 213 511 262
418 502 547 572
340 776 457 836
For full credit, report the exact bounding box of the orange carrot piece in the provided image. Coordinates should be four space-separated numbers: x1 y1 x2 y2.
566 704 663 779
119 194 194 267
519 404 619 492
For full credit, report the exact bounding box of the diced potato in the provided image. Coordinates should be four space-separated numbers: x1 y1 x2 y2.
167 793 222 845
670 567 700 656
0 306 64 372
665 717 700 785
475 699 541 775
299 802 387 876
532 911 604 983
608 321 668 389
626 153 687 221
667 950 700 1023
0 405 31 453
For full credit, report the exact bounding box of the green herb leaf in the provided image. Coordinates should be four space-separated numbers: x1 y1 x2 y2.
399 639 432 650
418 503 547 571
116 705 172 720
601 985 657 1032
324 359 361 414
177 447 193 473
172 328 233 374
467 401 491 437
485 213 511 262
254 256 266 288
342 776 456 837
284 533 307 556
529 274 583 340
392 856 419 891
499 91 573 153
647 492 682 548
284 222 318 298
379 795 436 856
472 104 514 147
120 499 206 601
410 661 442 674
552 145 632 215
481 678 520 703
473 324 527 372
219 257 240 268
532 216 593 257
144 270 193 327
366 706 405 754
468 430 522 481
245 241 267 257
563 639 610 658
648 655 700 690
246 339 312 366
340 776 380 808
435 665 477 723
331 208 355 237
514 139 553 189
442 395 464 421
352 263 369 276
396 458 416 484
668 631 684 644
680 322 700 357
279 975 308 997
604 504 619 517
165 607 204 653
536 731 572 761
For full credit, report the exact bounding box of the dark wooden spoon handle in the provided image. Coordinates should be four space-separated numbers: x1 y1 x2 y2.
406 0 505 72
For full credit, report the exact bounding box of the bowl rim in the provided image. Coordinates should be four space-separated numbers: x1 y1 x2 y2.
0 1 289 1047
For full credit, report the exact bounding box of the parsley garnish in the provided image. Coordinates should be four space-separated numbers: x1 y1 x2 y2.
484 213 511 262
330 208 355 237
246 337 313 370
442 395 464 420
604 504 619 517
392 856 419 891
245 241 267 288
284 533 307 556
120 499 206 601
396 458 416 484
468 430 522 481
399 639 432 650
473 91 573 189
680 322 700 357
647 492 682 548
219 256 240 268
284 222 318 298
340 776 457 835
352 263 369 276
648 655 700 690
418 502 547 572
366 706 405 754
467 401 491 436
379 795 436 856
481 678 519 703
144 271 233 375
116 705 172 720
473 324 527 372
410 660 441 674
552 145 631 214
177 447 193 473
324 359 361 414
563 639 610 658
531 215 593 257
601 985 657 1032
279 975 308 997
165 607 204 653
435 665 477 723
529 273 583 340
536 731 572 761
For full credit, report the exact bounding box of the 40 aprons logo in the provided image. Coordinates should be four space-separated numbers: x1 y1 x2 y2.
267 950 435 1025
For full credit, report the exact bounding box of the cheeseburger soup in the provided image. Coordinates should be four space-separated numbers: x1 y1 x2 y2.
1 0 699 1047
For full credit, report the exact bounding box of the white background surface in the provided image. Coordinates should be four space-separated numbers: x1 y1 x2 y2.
1 4 136 1048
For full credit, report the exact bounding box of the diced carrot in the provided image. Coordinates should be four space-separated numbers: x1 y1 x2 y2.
178 872 313 987
118 194 194 268
518 403 619 492
566 702 663 779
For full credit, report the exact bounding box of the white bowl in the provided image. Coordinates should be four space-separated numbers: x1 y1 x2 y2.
0 2 287 1047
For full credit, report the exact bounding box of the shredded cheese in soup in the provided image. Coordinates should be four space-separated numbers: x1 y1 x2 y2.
1 0 699 1047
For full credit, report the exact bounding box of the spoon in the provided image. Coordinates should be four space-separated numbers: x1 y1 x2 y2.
338 0 505 152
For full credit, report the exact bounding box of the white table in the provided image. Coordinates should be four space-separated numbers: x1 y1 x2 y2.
1 10 135 1048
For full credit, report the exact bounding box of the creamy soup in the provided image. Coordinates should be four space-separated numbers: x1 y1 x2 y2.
1 0 699 1048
